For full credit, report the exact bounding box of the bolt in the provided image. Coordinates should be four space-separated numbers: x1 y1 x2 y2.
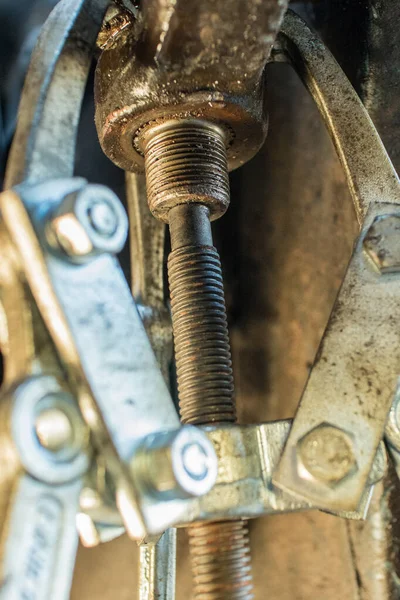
47 184 128 260
182 442 211 480
134 426 217 501
297 423 358 486
139 118 253 599
96 4 134 51
35 407 74 452
363 213 400 273
88 200 118 237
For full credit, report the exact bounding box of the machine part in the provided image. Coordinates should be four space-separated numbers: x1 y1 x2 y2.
296 424 357 486
274 201 400 512
0 376 89 600
167 203 236 426
126 172 172 382
273 10 400 225
1 478 83 600
0 178 196 539
73 417 386 548
210 6 399 598
94 0 290 174
140 119 230 223
187 521 253 599
77 461 126 548
1 3 180 595
3 2 400 596
140 114 254 596
137 108 254 594
46 183 128 260
4 0 109 189
9 376 88 484
36 407 75 451
139 529 177 600
96 5 134 51
273 11 400 513
174 421 383 527
132 426 218 501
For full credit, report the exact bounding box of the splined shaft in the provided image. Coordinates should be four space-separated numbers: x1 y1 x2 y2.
141 119 254 600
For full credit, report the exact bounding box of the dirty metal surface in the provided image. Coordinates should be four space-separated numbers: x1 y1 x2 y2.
94 0 289 174
4 0 109 189
220 54 400 599
273 202 400 513
275 11 400 225
267 10 400 515
175 422 381 525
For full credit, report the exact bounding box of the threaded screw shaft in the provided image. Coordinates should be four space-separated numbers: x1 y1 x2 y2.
188 521 254 600
141 119 254 600
140 119 230 223
168 242 236 425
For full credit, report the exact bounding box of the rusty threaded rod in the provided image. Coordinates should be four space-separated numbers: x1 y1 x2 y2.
168 203 253 599
168 204 236 425
141 119 254 600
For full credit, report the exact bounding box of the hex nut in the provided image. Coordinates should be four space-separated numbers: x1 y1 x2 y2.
363 214 400 273
10 377 89 485
47 184 128 260
297 423 358 486
132 426 218 501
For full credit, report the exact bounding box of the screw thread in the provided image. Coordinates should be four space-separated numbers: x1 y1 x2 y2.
143 119 253 600
167 234 253 599
168 245 236 424
188 521 254 600
141 119 230 222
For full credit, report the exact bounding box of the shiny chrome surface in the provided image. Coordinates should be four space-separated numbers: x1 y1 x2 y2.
0 376 89 600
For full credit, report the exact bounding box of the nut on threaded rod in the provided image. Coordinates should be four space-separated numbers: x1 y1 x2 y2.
139 119 230 222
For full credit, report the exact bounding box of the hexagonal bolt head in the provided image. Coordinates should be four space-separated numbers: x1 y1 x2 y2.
363 213 400 273
132 426 218 501
297 423 358 486
46 184 128 260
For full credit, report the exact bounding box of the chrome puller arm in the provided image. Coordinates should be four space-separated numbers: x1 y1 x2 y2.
0 376 89 600
273 11 400 513
2 0 217 542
